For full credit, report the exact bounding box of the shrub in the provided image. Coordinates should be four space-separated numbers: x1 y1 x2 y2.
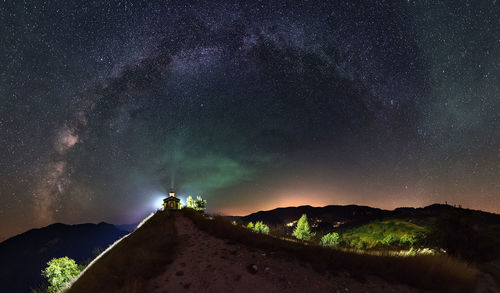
186 195 207 211
254 221 270 234
194 196 207 211
400 234 416 245
320 232 340 247
381 234 399 245
41 257 83 292
292 214 315 241
245 221 269 234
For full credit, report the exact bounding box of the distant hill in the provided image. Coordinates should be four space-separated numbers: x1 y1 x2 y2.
241 204 500 262
0 222 128 293
240 204 391 227
393 204 500 224
241 204 500 227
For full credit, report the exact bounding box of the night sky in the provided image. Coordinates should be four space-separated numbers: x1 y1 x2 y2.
0 1 498 241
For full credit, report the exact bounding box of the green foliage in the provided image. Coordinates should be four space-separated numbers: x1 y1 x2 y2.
41 257 83 292
355 241 364 249
381 234 399 245
292 214 315 241
400 234 417 245
186 196 195 209
254 221 270 234
194 196 207 211
320 232 340 247
186 195 207 211
246 221 269 234
341 219 427 249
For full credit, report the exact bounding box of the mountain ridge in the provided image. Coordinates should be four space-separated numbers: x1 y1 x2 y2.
0 221 129 293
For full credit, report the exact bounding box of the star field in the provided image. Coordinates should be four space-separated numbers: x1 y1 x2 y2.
0 0 498 241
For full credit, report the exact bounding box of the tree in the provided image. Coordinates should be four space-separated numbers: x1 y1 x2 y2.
194 196 207 211
320 232 340 247
186 195 206 211
186 196 195 209
41 257 83 292
292 214 315 241
254 221 270 234
246 222 254 229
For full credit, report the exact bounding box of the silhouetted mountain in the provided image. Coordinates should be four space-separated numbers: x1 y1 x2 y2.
0 222 128 293
394 204 500 224
241 204 391 227
116 222 140 232
242 204 500 227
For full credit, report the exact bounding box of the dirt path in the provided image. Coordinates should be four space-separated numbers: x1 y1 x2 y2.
149 213 420 293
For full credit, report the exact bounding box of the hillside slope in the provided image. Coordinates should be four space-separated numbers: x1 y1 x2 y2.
69 211 177 292
68 210 481 292
147 213 418 292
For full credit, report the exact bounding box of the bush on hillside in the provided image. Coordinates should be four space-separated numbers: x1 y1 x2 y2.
400 234 417 245
41 257 83 292
186 195 207 211
254 221 270 234
381 234 399 246
246 221 270 234
320 232 340 247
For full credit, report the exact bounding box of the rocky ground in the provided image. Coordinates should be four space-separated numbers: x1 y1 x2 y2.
149 214 421 293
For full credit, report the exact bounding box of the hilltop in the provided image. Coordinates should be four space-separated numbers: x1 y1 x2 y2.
68 209 483 292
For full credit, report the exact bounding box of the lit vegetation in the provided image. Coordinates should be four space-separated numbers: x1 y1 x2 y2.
186 195 207 211
292 214 315 241
182 209 477 293
340 219 427 249
246 221 270 234
320 232 340 247
68 211 177 293
41 257 83 293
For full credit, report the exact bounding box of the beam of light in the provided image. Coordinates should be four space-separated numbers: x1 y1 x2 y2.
151 195 165 210
145 191 169 212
